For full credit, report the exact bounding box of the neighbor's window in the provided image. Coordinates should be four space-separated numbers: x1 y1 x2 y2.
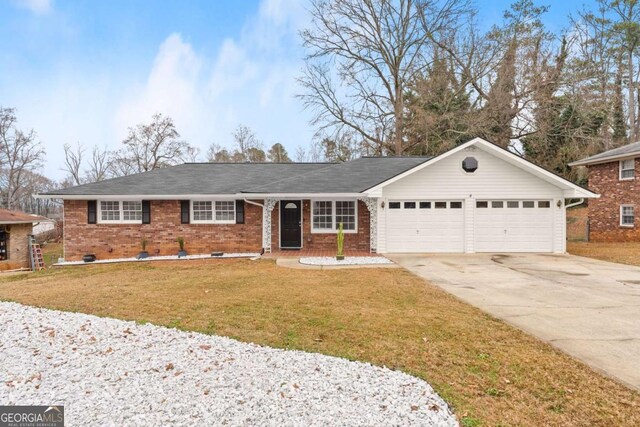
621 205 634 227
620 159 635 180
191 200 235 223
312 200 357 232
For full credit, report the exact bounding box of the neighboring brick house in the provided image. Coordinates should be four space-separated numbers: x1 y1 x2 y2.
570 141 640 241
40 138 596 261
0 209 52 270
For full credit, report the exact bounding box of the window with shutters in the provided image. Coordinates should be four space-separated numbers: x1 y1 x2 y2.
99 201 142 224
191 200 236 224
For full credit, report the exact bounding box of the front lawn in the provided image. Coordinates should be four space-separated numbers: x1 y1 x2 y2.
568 241 640 267
0 259 638 426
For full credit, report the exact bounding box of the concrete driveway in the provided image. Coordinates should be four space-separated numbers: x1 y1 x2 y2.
388 253 640 390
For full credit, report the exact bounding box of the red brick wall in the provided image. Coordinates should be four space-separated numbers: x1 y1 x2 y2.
270 200 370 251
0 223 32 270
63 200 263 261
587 160 640 241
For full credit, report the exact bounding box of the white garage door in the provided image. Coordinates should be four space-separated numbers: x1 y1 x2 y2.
474 200 553 252
386 200 464 252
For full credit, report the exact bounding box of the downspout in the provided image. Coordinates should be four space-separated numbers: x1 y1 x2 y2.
565 198 584 209
244 199 266 255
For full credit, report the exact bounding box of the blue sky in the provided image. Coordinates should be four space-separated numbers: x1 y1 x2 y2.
0 0 596 180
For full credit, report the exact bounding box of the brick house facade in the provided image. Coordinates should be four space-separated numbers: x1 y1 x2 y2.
587 159 640 241
0 223 32 270
63 199 370 261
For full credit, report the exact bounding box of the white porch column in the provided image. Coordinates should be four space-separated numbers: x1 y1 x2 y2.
262 199 278 253
359 197 378 253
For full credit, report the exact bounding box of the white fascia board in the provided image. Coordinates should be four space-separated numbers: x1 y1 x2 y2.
36 192 365 200
238 193 364 198
364 137 599 198
569 153 640 167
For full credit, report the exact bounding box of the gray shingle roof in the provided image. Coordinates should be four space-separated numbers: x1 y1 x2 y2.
44 157 430 196
570 141 640 166
243 157 430 193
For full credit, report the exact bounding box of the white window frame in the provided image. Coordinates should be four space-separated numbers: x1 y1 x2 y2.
98 200 143 224
311 200 358 234
190 200 236 224
619 159 635 180
620 204 635 227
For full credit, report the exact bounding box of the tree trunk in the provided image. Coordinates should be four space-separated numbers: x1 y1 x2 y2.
395 85 404 156
629 49 636 143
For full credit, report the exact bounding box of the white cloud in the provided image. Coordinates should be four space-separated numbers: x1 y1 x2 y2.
115 33 205 142
5 0 315 181
116 0 313 156
13 0 52 14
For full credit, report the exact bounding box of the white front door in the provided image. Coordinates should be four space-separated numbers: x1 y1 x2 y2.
474 200 554 252
385 200 465 252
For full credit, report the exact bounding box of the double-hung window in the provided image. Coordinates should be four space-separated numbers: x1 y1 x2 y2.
99 201 142 223
621 205 635 227
620 159 635 180
191 200 235 224
312 200 357 232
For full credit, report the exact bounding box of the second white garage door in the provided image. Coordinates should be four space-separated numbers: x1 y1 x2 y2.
385 200 465 252
474 200 554 252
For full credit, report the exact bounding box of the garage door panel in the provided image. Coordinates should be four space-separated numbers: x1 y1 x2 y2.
386 201 464 253
475 200 553 252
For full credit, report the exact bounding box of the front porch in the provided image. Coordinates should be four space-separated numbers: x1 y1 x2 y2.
265 248 374 258
260 197 378 254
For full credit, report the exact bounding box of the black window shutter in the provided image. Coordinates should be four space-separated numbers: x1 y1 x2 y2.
180 200 190 224
142 200 151 224
87 200 97 224
236 200 245 224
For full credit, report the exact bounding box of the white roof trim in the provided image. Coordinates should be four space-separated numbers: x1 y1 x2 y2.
35 193 364 200
569 153 639 167
363 137 599 199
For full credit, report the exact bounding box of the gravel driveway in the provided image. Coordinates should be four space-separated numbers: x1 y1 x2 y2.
0 302 456 426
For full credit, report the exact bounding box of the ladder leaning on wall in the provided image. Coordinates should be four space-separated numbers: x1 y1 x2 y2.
28 235 45 271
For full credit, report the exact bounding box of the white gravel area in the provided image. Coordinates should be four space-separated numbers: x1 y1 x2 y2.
0 302 457 426
54 253 261 266
299 256 394 266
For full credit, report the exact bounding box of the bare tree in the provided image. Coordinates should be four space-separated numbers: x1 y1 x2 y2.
63 142 84 185
608 0 640 142
233 124 264 161
113 113 193 175
86 146 111 182
0 107 45 209
299 0 471 155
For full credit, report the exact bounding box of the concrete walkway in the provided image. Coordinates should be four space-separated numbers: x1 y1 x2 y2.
276 257 399 270
388 253 640 391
